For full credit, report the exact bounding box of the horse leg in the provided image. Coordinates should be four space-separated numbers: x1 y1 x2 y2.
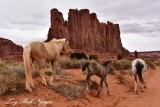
24 62 34 92
97 78 103 97
141 72 146 92
141 83 144 92
28 67 35 89
104 78 111 96
38 67 47 86
134 74 138 94
86 75 91 93
49 60 58 86
143 72 147 88
25 69 32 92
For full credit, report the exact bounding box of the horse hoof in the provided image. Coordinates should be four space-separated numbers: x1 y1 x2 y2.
48 81 53 86
25 88 32 92
135 91 138 94
108 93 111 96
97 94 100 97
144 85 147 88
141 90 144 92
86 89 91 94
30 84 35 89
87 90 90 93
54 76 60 80
42 82 47 87
44 84 48 87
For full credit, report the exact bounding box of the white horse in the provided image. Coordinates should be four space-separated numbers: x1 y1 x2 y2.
23 38 69 92
132 59 147 94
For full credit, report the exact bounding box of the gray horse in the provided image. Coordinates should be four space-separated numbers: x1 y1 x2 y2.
82 60 113 97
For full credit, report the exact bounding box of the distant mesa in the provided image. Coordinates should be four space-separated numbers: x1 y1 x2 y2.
130 51 160 59
0 37 23 61
46 8 131 57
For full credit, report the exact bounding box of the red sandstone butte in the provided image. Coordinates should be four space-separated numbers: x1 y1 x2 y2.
0 37 23 61
46 8 130 57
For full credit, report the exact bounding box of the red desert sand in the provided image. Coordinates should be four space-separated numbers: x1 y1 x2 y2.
0 66 160 107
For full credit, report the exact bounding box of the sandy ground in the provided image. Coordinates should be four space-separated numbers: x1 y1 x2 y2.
0 66 160 107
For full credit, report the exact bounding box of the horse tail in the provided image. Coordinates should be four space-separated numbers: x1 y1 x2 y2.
23 45 33 79
136 61 144 84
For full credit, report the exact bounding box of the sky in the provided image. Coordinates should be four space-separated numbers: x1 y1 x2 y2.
0 0 160 52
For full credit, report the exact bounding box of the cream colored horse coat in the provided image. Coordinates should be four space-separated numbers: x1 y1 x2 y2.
23 38 69 92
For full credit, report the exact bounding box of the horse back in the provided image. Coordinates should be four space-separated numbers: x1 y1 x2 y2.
89 61 106 76
132 59 146 74
30 42 48 60
135 61 144 73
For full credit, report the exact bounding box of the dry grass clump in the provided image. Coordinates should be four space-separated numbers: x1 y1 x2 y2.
112 59 131 70
53 82 85 99
43 64 72 77
144 58 156 70
153 60 160 66
0 60 25 95
44 70 52 76
44 69 72 77
119 70 128 75
89 80 99 90
115 74 125 84
59 57 87 69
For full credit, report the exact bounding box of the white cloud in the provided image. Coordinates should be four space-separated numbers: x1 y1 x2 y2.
121 34 160 51
0 0 160 51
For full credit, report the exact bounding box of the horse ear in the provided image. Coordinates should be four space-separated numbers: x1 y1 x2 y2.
62 38 66 42
63 38 69 45
66 40 69 45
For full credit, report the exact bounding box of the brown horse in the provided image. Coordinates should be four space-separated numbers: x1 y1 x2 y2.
23 38 69 92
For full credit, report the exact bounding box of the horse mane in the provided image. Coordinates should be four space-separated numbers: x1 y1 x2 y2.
103 60 111 66
82 62 90 72
50 38 66 42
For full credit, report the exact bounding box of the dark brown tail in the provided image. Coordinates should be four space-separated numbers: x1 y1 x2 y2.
136 61 144 84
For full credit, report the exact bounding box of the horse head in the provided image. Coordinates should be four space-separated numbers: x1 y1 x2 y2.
103 60 114 72
61 38 70 53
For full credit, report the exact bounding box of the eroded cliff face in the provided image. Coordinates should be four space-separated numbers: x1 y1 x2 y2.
46 8 130 57
0 37 23 61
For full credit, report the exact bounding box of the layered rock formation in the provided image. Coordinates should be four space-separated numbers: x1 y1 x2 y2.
0 37 23 61
46 8 130 57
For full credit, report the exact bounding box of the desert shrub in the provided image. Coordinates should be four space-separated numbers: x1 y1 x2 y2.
53 83 85 99
0 60 8 71
89 80 99 90
56 69 72 77
153 60 160 66
145 59 156 69
44 70 52 76
43 62 71 77
44 69 72 77
119 70 128 75
0 60 25 95
115 74 125 84
59 57 87 69
112 59 131 70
